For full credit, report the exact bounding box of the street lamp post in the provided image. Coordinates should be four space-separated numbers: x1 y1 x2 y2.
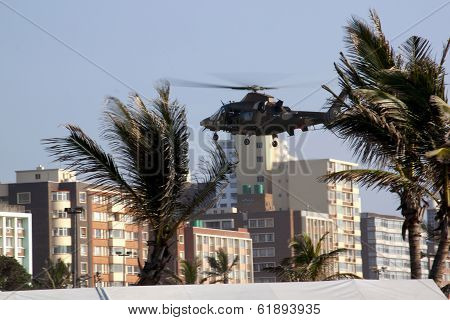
65 206 84 288
116 250 132 287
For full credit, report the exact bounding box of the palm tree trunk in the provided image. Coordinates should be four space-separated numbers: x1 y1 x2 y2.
137 237 172 286
407 220 423 279
429 217 449 287
429 164 449 287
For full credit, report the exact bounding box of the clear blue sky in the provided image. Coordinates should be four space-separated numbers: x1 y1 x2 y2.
1 0 449 214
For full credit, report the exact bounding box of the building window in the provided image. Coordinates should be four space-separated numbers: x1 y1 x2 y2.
17 192 31 204
257 176 265 182
35 174 41 180
127 265 139 275
256 156 263 163
94 229 108 239
79 192 87 203
109 264 124 273
52 210 68 219
248 218 274 228
125 231 138 241
6 237 14 248
5 218 14 228
179 235 184 244
93 246 108 256
16 219 24 229
80 227 87 238
52 246 72 254
52 191 70 201
81 262 88 275
92 212 108 222
256 142 263 148
81 244 88 256
179 251 185 259
253 262 276 272
109 229 124 239
94 264 109 274
253 247 275 257
17 238 25 248
52 228 71 237
251 233 275 243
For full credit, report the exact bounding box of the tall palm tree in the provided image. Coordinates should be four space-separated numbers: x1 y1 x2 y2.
321 10 449 281
425 100 450 286
204 248 239 284
33 259 71 289
43 82 235 285
265 233 359 281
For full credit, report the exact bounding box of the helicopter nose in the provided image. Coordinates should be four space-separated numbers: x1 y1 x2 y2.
200 118 210 127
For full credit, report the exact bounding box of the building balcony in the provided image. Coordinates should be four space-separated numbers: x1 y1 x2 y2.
52 218 71 228
108 221 125 230
51 253 72 264
110 255 126 264
109 238 126 247
53 236 72 246
109 273 125 282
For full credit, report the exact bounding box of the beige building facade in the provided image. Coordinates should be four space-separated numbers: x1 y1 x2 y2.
269 159 363 277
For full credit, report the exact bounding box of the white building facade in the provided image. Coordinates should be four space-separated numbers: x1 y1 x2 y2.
0 207 33 274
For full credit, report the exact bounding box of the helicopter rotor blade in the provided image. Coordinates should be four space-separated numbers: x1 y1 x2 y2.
169 78 278 91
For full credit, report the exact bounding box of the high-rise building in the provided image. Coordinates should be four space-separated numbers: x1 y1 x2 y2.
195 209 334 283
0 166 148 287
178 225 253 284
361 212 429 280
269 159 363 277
0 203 33 274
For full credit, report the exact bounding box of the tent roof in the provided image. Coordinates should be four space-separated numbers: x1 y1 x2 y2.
0 280 445 300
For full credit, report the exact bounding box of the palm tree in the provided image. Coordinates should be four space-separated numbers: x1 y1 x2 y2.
172 258 206 285
265 233 359 281
425 100 450 286
43 82 235 285
33 259 71 289
204 248 239 284
321 10 449 281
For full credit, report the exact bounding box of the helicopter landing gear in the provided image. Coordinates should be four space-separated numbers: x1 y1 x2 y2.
244 137 250 145
213 132 219 141
271 134 278 147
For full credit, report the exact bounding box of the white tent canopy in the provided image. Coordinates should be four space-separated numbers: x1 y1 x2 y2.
0 280 445 300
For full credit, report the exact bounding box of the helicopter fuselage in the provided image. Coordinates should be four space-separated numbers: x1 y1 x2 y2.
200 92 330 137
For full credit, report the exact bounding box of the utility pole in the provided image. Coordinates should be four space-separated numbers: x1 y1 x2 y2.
116 250 132 287
65 207 84 289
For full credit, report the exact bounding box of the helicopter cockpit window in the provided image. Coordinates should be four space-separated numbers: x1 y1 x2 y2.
210 107 225 121
241 111 253 121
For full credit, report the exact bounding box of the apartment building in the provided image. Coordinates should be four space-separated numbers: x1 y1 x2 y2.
178 225 253 284
270 159 363 277
361 212 429 280
0 203 33 274
0 166 148 287
232 135 297 196
195 208 334 283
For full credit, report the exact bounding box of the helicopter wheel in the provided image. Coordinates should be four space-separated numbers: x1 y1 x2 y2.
272 140 278 147
244 138 250 146
213 133 219 141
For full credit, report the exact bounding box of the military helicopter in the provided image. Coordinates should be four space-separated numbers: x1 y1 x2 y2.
177 80 341 147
